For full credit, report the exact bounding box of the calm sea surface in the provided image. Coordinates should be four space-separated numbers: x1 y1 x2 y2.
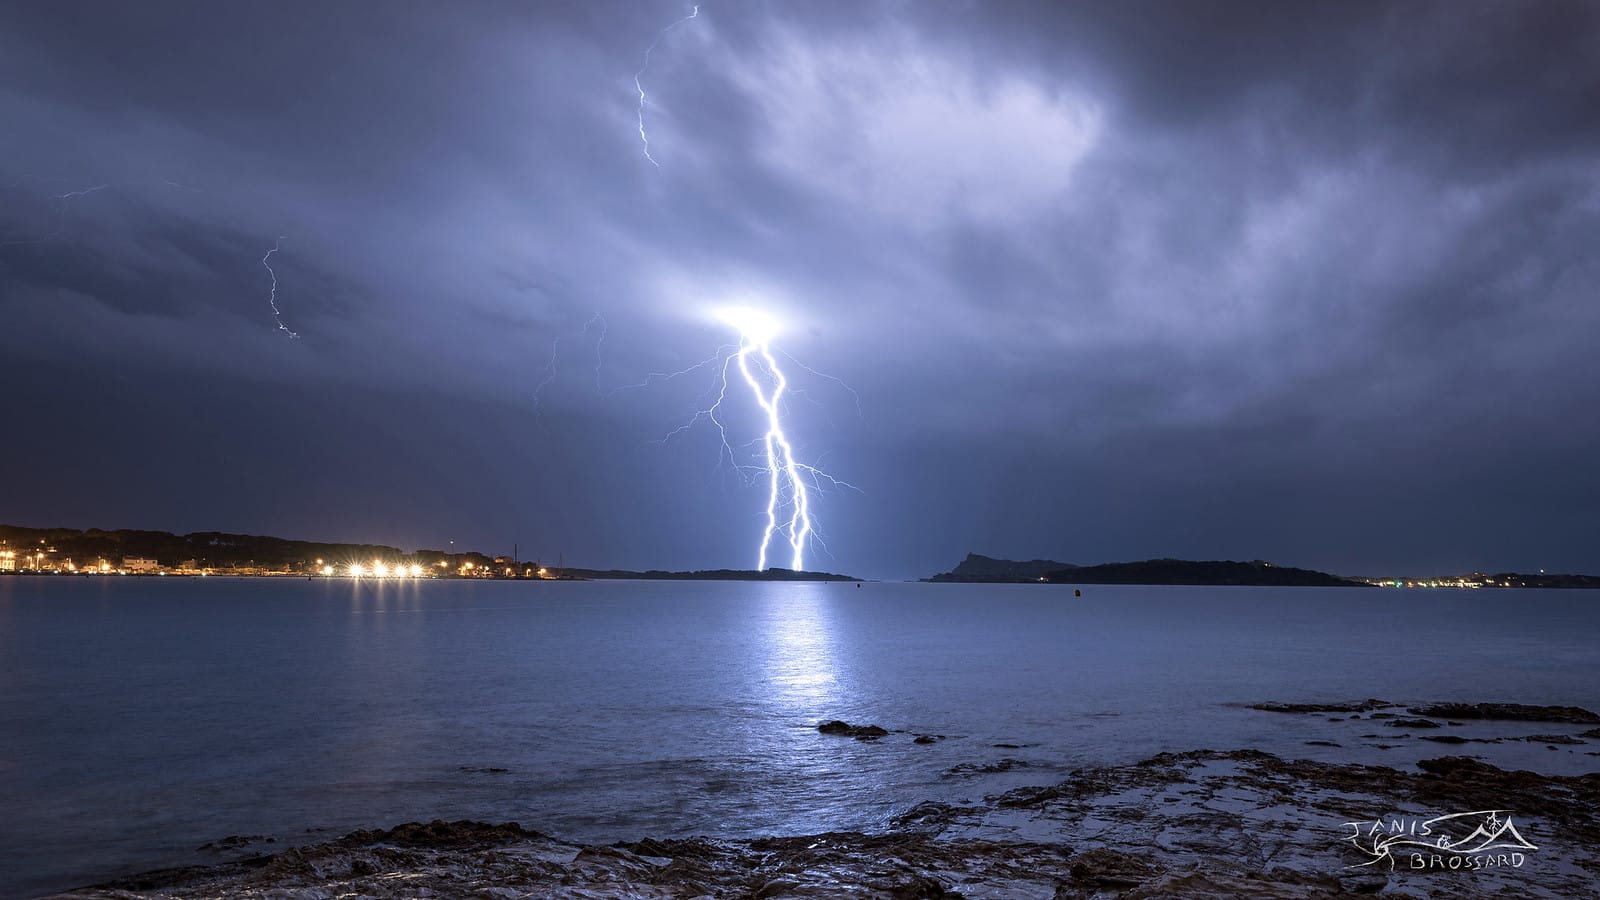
1 577 1596 897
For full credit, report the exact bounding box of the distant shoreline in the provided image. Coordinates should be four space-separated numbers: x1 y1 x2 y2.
0 569 862 583
924 552 1600 589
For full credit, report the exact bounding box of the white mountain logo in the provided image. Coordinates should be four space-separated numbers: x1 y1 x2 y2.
1344 810 1539 870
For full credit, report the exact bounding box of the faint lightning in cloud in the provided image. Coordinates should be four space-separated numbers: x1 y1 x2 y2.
0 183 111 248
262 236 299 339
0 179 203 248
532 312 607 429
633 4 701 168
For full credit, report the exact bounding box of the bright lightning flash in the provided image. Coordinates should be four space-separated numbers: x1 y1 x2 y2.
719 307 817 572
531 305 859 572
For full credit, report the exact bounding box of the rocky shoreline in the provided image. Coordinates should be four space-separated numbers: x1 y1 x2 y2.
52 703 1600 899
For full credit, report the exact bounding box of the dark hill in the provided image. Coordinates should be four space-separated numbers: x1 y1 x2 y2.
0 524 404 569
926 553 1077 583
1046 558 1363 587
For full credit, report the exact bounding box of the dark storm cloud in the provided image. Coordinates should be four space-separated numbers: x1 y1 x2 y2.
1 1 1595 577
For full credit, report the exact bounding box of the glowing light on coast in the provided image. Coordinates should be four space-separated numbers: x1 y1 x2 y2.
373 561 389 578
321 565 334 576
348 563 365 577
408 564 423 577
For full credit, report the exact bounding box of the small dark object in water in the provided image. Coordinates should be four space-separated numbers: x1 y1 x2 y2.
817 720 888 740
1074 589 1081 597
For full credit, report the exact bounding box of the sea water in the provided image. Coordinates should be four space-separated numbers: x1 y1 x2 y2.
1 577 1595 897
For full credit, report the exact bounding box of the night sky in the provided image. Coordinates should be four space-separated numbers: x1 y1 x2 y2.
2 1 1596 579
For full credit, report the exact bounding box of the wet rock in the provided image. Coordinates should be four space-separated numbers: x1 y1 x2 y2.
1407 702 1600 724
912 734 944 744
196 835 272 851
818 720 889 740
1384 717 1441 728
338 819 539 849
57 745 1600 900
1303 740 1341 747
943 758 1033 778
1067 847 1158 888
1247 699 1391 714
1521 733 1585 744
892 801 964 833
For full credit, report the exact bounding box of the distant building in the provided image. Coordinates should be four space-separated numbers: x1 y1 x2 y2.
0 552 14 571
123 557 160 574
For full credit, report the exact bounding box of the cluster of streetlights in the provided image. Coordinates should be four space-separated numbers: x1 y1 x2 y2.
323 560 430 578
1 547 57 571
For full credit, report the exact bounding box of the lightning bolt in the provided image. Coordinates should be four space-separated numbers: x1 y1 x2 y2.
734 332 812 571
633 4 700 168
0 179 203 249
653 317 860 571
261 236 299 339
532 312 607 429
531 309 860 571
0 183 112 248
4 179 301 337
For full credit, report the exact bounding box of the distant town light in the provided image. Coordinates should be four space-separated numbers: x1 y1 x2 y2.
408 564 422 577
373 561 389 578
349 563 365 577
321 565 334 576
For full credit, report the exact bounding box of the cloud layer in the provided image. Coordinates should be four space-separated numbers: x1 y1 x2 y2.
1 1 1596 577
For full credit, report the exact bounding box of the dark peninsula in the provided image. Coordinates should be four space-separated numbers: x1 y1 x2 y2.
927 553 1600 589
926 554 1363 586
924 552 1077 583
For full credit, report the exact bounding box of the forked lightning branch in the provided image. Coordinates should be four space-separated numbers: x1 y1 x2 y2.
534 306 858 572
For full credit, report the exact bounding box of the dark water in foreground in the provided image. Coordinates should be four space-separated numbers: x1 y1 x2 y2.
0 577 1595 897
